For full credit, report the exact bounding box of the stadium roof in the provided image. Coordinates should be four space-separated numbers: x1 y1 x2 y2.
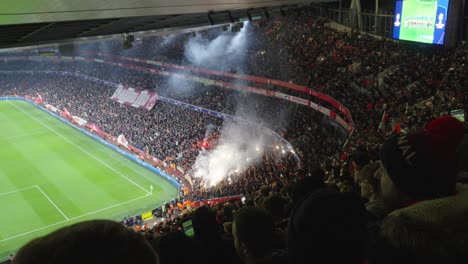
0 0 335 50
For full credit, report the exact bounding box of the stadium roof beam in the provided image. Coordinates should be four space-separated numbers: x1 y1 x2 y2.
0 0 337 50
131 15 187 31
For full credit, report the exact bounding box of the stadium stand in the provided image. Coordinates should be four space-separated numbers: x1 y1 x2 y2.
1 6 467 264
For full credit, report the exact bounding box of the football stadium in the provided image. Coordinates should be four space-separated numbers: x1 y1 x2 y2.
0 1 467 263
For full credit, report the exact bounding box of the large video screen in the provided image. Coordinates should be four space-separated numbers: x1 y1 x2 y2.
392 0 450 44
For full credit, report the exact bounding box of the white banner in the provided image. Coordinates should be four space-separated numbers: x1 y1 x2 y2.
45 104 58 113
117 134 129 149
72 116 87 126
111 85 158 111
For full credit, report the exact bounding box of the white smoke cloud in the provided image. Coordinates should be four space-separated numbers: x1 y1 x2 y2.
161 34 177 46
186 22 298 186
204 124 216 140
184 22 250 73
162 72 194 97
162 25 253 97
192 119 269 187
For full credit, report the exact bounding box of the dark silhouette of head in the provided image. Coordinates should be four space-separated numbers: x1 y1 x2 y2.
191 206 220 241
14 220 159 264
233 207 275 262
156 231 205 264
288 189 368 264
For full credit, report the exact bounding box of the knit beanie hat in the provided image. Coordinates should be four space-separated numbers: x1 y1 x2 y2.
380 116 464 199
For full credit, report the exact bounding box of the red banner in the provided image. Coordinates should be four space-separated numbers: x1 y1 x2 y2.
35 92 43 104
193 195 242 207
62 107 72 119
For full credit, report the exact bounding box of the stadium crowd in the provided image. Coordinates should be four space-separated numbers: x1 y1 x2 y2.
1 6 467 264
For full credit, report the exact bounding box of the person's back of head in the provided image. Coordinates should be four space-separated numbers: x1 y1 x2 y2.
222 203 237 222
14 220 159 264
260 186 271 197
192 206 220 242
288 189 368 264
156 231 205 264
192 207 242 264
262 194 287 223
352 151 371 170
233 207 275 263
245 198 255 207
291 173 325 205
280 184 294 202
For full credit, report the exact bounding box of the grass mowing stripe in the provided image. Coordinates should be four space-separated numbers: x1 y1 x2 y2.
35 185 69 220
8 101 151 195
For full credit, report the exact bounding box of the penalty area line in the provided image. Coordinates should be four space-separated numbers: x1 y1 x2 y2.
35 185 69 220
0 193 149 244
0 186 37 197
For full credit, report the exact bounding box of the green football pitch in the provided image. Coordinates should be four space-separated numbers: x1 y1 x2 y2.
0 100 178 260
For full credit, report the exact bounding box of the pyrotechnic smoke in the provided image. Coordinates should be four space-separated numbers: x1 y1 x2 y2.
192 119 269 187
162 72 194 97
192 87 294 187
157 23 252 98
185 22 274 186
184 22 250 73
204 124 216 140
161 34 177 46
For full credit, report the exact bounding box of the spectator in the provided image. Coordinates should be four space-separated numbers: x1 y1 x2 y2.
233 207 280 264
191 206 241 264
254 186 271 207
351 151 371 184
357 162 389 220
291 167 325 204
244 198 255 207
262 194 287 228
154 231 205 264
288 189 368 264
373 116 468 263
13 220 159 264
222 222 234 240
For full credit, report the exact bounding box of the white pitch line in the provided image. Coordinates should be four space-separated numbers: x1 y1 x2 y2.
67 193 150 221
0 193 149 243
0 186 36 197
9 102 150 194
35 185 69 220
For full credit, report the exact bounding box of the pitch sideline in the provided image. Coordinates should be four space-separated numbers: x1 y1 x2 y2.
8 101 151 195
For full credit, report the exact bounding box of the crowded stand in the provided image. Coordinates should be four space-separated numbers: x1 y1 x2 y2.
2 6 467 264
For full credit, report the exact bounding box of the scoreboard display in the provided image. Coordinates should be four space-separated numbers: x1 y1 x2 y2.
392 0 450 44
